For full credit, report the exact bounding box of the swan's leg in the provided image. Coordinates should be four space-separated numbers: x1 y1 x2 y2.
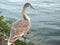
23 36 27 42
23 33 27 42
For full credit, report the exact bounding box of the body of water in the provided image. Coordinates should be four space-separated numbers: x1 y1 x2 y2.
0 0 60 45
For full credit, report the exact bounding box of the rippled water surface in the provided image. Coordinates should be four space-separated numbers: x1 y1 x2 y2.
0 0 60 45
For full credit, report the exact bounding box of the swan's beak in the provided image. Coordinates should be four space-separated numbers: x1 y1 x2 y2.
30 5 34 9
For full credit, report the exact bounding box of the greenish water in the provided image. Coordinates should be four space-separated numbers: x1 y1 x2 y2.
0 0 60 45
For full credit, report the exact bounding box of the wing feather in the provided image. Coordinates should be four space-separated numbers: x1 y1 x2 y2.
9 20 30 43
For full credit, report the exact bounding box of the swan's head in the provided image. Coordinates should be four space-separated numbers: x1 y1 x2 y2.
24 3 33 9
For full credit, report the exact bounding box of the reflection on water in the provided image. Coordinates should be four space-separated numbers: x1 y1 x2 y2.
0 0 60 45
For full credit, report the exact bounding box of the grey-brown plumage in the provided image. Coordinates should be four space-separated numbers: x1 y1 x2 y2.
8 3 32 45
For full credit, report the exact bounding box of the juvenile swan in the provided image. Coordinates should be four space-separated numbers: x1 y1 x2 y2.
8 3 33 45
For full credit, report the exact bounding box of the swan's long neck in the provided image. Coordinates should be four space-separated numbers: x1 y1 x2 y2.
22 7 30 22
